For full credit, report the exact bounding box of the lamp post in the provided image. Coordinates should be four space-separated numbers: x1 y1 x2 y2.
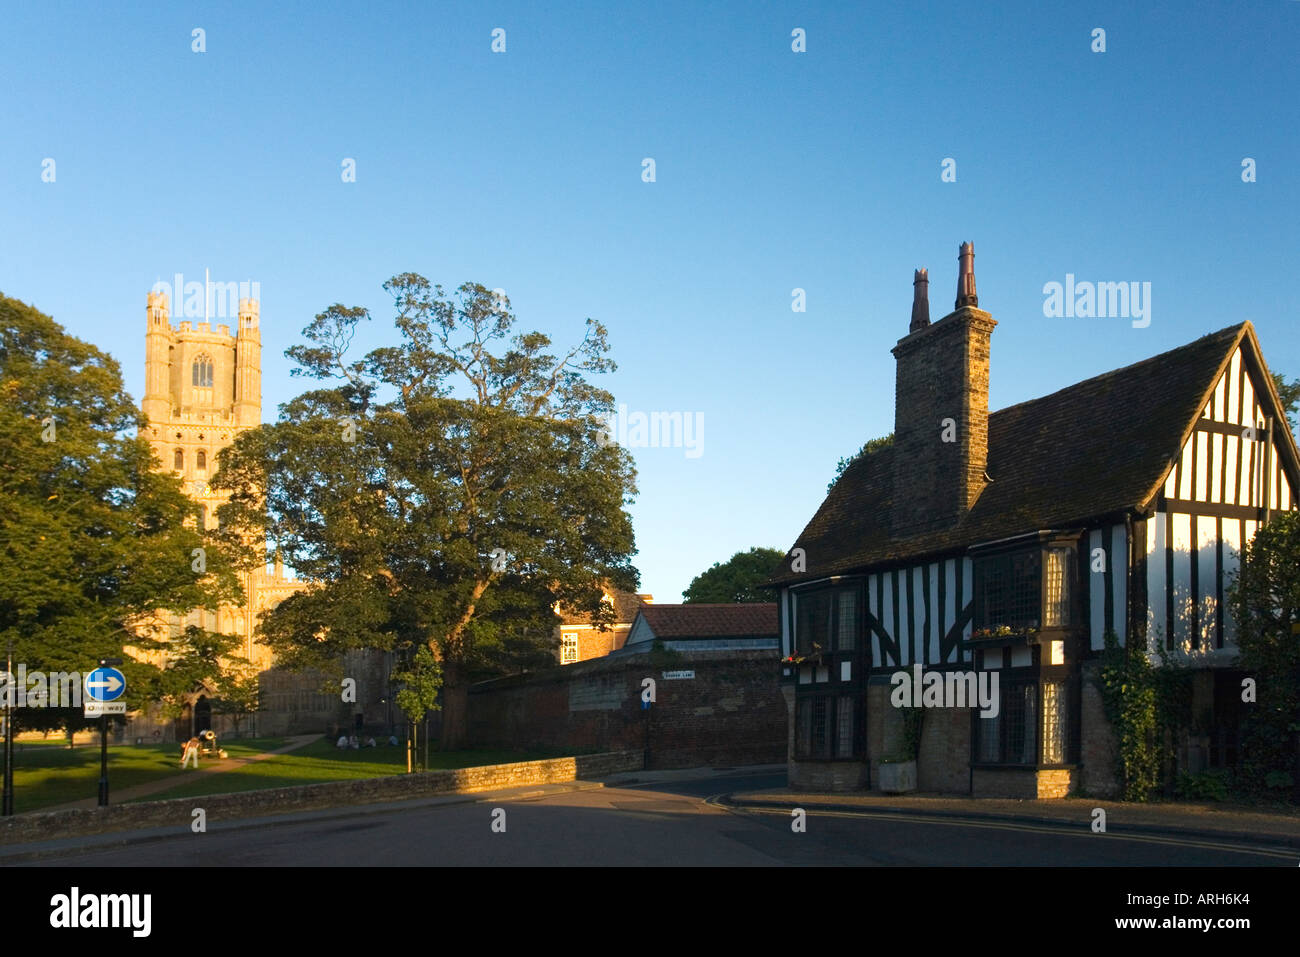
96 657 123 807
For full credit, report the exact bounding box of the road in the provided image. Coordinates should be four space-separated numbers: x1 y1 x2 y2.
25 771 1292 866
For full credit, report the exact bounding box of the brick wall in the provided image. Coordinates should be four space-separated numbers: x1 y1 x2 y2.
916 705 971 793
890 307 996 537
971 767 1075 799
1079 659 1120 798
468 650 785 769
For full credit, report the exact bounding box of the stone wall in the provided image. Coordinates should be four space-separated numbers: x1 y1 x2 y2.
467 650 785 769
0 751 641 846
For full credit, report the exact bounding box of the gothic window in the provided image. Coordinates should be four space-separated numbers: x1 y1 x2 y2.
192 355 214 388
196 449 207 470
174 449 184 470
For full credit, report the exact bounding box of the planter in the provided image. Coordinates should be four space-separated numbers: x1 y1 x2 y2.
877 759 917 794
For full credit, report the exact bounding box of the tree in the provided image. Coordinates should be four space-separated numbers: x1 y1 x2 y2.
392 643 442 771
683 547 787 603
1228 509 1300 795
212 277 638 749
212 658 261 738
1273 371 1299 442
0 294 241 733
828 433 893 492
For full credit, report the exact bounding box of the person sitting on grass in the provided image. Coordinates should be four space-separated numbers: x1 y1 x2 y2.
336 734 349 749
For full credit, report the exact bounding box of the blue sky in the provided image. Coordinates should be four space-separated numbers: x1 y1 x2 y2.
3 1 1298 601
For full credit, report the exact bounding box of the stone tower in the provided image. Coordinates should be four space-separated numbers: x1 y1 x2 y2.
138 288 302 678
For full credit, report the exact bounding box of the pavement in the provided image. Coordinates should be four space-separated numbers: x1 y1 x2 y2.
40 733 324 812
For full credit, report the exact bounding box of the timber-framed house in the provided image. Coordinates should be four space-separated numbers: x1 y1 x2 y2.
766 243 1300 798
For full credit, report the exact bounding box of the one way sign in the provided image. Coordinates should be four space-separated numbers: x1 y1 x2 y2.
84 666 125 702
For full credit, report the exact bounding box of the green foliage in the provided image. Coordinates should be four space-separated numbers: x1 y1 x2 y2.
0 294 241 733
829 433 893 492
1272 370 1299 440
391 643 442 725
212 278 638 748
901 706 924 760
1096 629 1161 801
682 547 786 603
1096 627 1196 801
646 640 684 669
1175 768 1232 802
1228 509 1300 795
211 660 261 735
1265 769 1293 790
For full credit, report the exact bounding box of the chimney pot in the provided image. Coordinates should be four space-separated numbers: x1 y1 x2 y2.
955 241 978 309
910 269 930 332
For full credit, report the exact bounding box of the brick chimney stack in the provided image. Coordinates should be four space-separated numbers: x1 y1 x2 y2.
891 243 996 537
955 241 978 309
910 269 930 333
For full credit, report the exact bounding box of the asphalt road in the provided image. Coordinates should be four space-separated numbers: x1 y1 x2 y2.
24 771 1292 866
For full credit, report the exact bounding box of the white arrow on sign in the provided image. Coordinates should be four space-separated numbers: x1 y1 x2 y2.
86 674 122 693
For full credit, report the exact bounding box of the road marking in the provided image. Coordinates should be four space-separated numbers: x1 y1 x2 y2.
714 801 1294 861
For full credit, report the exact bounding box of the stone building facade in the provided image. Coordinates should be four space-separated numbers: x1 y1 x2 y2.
126 288 374 740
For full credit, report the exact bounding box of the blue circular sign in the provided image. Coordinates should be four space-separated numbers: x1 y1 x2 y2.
85 667 126 702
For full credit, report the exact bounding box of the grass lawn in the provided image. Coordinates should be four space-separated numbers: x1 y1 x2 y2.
4 737 288 814
132 738 585 803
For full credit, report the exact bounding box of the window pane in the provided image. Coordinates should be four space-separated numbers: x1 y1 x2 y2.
837 590 857 651
1042 681 1068 763
1006 682 1028 762
836 698 854 757
977 709 1001 762
1044 547 1072 626
812 698 829 757
796 592 830 655
976 550 1041 630
796 700 812 758
1020 684 1037 764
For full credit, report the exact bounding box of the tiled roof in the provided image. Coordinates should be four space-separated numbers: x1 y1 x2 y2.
636 603 779 638
767 322 1271 587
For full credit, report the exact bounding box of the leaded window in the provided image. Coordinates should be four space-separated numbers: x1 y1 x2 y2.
974 549 1041 630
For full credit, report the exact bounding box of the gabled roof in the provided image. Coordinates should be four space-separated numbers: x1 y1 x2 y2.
767 321 1299 587
631 603 778 639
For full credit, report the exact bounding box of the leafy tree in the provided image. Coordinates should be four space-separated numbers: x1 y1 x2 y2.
392 642 442 771
1272 371 1299 441
0 294 241 734
211 658 261 737
1228 509 1300 795
828 433 893 492
683 547 787 603
212 277 638 749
